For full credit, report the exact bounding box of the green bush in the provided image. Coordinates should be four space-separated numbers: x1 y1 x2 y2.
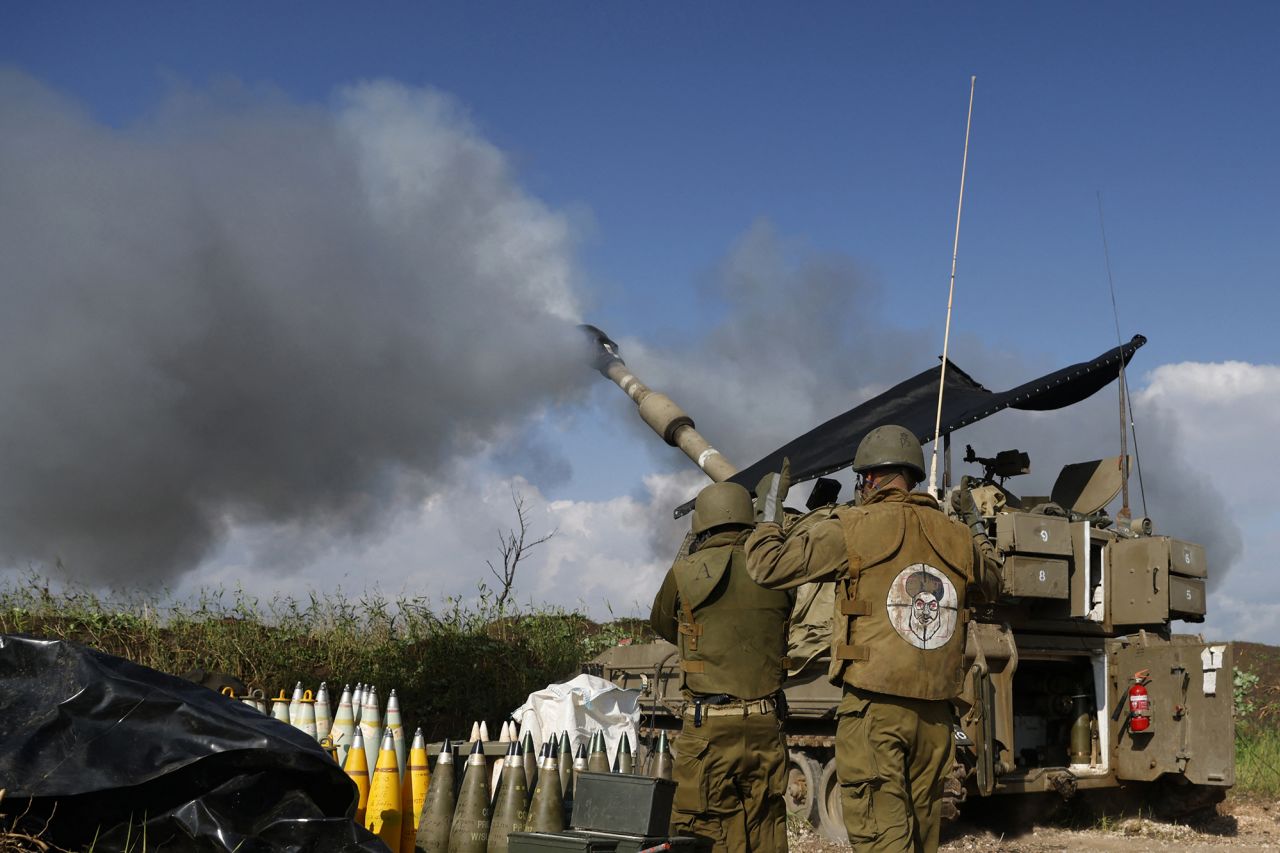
1234 668 1260 716
0 574 642 740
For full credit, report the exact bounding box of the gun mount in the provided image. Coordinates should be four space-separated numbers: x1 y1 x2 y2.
963 445 1030 484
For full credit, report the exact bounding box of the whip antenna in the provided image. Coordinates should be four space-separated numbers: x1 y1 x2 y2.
928 75 977 497
1096 191 1147 516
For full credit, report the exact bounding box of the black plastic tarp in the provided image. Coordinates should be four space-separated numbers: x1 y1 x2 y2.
0 633 385 852
675 334 1145 517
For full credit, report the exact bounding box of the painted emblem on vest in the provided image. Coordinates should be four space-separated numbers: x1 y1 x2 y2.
886 564 959 650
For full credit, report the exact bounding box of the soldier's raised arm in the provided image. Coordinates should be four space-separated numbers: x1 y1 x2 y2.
649 568 680 644
744 513 847 589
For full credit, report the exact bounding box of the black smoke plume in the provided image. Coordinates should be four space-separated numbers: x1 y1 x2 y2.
0 71 587 584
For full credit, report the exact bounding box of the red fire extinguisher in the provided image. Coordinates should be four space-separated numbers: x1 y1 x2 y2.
1128 669 1152 732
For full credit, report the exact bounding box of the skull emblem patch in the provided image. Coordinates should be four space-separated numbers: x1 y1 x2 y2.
886 564 959 650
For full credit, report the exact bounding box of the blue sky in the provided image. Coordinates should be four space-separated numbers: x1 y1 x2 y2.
3 4 1278 639
9 3 1278 363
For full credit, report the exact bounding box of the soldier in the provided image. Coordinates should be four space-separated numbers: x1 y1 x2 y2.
744 425 999 853
650 481 793 852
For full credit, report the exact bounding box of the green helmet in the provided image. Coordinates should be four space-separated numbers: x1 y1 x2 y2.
691 482 754 534
853 425 925 483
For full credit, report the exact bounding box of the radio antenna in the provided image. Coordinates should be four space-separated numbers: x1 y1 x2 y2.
1096 191 1147 517
928 76 977 497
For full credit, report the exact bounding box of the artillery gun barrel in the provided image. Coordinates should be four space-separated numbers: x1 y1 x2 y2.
580 324 738 483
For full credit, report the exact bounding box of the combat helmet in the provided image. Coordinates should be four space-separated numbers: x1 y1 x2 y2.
853 424 926 483
691 482 754 534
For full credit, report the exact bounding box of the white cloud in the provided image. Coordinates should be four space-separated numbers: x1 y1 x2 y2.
1137 361 1280 510
1203 594 1280 645
176 467 703 623
1132 361 1280 642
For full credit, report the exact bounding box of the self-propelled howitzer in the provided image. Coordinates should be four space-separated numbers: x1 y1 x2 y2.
581 324 1235 841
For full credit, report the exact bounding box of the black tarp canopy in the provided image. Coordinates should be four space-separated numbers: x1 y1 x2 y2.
674 334 1145 517
0 634 384 852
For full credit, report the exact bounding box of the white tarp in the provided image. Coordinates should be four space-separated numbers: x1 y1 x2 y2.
512 673 640 766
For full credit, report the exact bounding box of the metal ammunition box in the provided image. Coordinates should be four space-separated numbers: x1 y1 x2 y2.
995 513 1073 557
1000 555 1069 599
570 772 675 837
508 832 618 852
577 832 710 853
611 837 708 852
509 831 709 853
1170 574 1207 618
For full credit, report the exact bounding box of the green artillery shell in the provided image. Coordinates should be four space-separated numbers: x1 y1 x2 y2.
486 740 528 853
651 730 673 781
416 738 456 853
448 740 491 853
586 731 610 774
525 744 564 834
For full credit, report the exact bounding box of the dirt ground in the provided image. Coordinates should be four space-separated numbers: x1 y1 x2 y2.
788 793 1280 852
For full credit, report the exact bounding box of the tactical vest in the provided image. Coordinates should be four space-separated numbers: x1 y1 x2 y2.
673 533 792 700
828 494 975 701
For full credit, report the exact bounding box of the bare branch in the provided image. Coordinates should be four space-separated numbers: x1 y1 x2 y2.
487 485 557 612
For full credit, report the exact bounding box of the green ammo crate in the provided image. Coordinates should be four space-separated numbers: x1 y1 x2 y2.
570 772 676 837
507 832 618 852
507 831 710 853
575 831 711 852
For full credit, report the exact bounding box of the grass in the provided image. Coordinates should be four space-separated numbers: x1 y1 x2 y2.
0 573 648 741
1233 662 1280 797
1235 727 1280 796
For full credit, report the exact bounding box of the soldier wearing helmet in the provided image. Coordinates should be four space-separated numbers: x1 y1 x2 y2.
744 425 999 853
650 481 794 852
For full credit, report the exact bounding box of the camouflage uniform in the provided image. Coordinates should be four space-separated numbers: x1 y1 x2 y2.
745 488 999 853
651 528 794 852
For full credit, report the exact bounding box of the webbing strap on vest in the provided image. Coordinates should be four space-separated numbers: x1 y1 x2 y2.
839 599 871 616
836 510 867 673
678 597 702 650
682 660 705 673
835 643 870 661
837 509 867 591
